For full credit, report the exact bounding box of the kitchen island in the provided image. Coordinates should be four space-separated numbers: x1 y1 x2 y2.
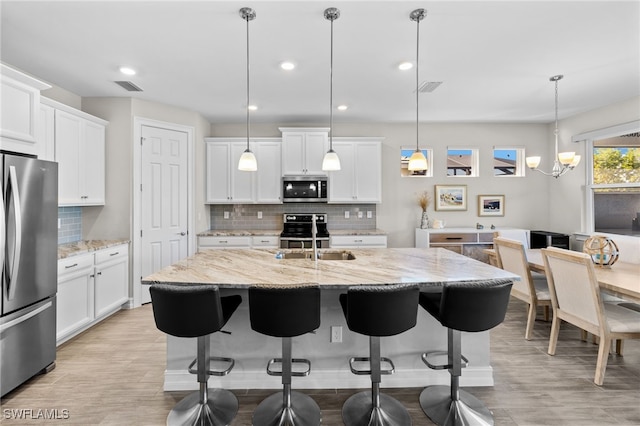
142 247 517 391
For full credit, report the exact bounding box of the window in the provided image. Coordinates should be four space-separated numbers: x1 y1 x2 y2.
400 148 433 177
447 148 478 177
591 136 640 235
493 147 525 177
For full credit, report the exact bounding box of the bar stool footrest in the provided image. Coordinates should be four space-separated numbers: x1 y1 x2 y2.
266 357 311 377
188 356 235 377
348 356 395 375
422 351 468 370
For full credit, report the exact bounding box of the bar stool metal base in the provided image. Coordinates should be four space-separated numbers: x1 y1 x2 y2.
167 388 239 426
342 391 412 426
252 390 321 426
419 385 493 426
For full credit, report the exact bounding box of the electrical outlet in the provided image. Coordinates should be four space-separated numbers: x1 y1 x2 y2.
357 211 363 219
344 211 350 219
224 211 230 219
330 326 342 343
257 211 263 219
367 211 373 219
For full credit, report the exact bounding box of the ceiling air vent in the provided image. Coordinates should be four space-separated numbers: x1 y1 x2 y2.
417 81 443 93
114 81 143 92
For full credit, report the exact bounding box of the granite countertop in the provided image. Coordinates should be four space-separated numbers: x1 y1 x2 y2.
58 239 130 260
142 247 517 289
329 229 387 236
198 230 282 237
198 229 386 237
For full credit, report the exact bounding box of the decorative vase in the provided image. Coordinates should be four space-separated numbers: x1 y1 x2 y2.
420 211 430 229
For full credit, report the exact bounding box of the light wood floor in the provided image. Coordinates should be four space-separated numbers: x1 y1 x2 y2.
2 298 639 425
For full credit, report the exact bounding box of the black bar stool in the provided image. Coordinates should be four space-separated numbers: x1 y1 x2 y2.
249 284 322 426
340 283 419 426
418 279 513 426
150 283 242 426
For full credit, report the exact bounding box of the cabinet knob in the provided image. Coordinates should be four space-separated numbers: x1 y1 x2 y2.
177 232 186 236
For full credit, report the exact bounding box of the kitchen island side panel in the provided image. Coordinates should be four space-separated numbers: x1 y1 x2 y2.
164 288 493 390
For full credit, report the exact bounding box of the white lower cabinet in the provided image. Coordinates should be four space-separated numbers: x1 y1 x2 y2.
94 245 129 319
56 244 129 345
198 236 252 250
330 235 388 248
198 235 280 250
56 253 94 345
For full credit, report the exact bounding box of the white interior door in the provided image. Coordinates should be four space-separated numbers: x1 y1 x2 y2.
140 125 188 304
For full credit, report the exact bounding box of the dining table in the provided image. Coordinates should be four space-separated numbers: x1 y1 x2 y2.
486 248 640 303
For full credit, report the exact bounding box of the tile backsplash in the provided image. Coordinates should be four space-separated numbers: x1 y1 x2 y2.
58 206 82 244
209 204 377 231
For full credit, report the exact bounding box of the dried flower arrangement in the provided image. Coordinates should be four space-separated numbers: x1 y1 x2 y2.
418 191 430 212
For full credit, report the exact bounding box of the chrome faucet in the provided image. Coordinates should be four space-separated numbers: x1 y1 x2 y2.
312 214 318 264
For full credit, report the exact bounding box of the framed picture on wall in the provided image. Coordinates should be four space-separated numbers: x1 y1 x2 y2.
434 185 467 211
478 194 505 216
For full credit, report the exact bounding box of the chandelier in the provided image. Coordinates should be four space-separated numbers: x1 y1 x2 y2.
525 75 580 178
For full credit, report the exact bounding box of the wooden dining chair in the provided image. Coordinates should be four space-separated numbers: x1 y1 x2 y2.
542 247 640 386
494 237 552 340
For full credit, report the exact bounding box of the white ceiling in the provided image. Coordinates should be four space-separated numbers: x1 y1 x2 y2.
2 1 639 125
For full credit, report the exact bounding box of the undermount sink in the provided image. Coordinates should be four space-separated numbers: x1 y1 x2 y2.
277 250 356 261
317 251 356 261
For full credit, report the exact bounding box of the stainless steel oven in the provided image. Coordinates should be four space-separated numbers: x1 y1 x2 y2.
280 213 330 249
282 176 328 203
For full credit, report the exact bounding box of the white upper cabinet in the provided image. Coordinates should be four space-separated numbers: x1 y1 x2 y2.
36 103 55 161
0 64 51 156
254 140 282 203
54 104 107 206
205 138 279 204
329 138 382 203
280 128 329 175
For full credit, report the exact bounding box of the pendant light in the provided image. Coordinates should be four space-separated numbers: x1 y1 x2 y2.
525 75 581 178
238 7 257 171
322 7 341 171
407 8 428 172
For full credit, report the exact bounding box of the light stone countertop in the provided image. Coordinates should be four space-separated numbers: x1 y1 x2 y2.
197 230 282 237
197 229 386 237
142 247 517 289
58 239 130 260
329 229 387 236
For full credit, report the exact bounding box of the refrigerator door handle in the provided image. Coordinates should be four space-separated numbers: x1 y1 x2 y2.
1 183 5 282
0 301 52 333
7 166 22 301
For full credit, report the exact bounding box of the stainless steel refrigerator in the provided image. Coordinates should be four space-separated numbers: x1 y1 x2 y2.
1 152 58 397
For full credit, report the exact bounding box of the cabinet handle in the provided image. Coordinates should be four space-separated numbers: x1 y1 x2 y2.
354 239 363 243
260 240 269 243
90 274 95 278
65 263 78 269
109 251 120 256
177 232 186 236
219 240 228 244
97 272 102 276
445 237 463 240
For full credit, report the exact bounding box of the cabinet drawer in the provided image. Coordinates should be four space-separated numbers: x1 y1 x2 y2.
95 244 128 264
330 235 388 247
199 236 251 249
429 233 477 244
252 236 279 247
57 253 94 275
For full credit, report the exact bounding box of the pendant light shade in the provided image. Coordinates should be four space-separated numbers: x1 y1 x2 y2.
238 7 257 172
408 8 427 173
322 7 341 171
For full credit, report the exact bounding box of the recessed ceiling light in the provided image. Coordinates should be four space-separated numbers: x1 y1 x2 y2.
280 61 295 71
248 105 258 111
398 62 413 71
119 66 136 76
337 105 348 111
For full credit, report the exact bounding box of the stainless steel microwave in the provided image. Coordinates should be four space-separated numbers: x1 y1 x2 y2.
282 176 328 203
